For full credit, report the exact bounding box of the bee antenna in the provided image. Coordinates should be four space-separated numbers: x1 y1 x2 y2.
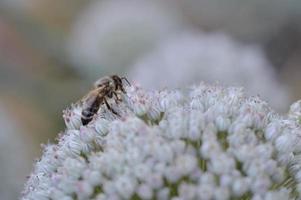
121 77 131 86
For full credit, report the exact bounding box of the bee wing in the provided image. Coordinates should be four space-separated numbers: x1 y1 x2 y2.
78 86 103 104
84 90 98 103
94 76 110 88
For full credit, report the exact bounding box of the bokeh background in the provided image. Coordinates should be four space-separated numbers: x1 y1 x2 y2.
0 0 301 199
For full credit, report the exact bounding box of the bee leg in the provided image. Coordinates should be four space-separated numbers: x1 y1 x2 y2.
121 77 131 86
104 98 120 117
107 91 113 98
113 91 122 104
120 86 127 94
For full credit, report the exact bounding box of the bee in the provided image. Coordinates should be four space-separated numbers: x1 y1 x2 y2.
80 75 130 125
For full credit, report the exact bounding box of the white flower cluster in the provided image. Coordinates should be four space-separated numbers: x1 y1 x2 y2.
68 0 185 79
129 32 290 112
22 83 301 200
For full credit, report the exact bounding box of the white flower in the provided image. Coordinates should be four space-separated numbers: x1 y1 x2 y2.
197 184 214 200
63 104 82 130
289 100 301 123
209 153 235 175
265 121 283 142
251 176 271 195
178 183 197 200
137 184 153 199
175 154 198 176
264 188 290 200
22 83 301 200
83 170 102 186
214 187 231 200
114 175 137 199
76 181 94 199
232 178 250 197
156 188 170 200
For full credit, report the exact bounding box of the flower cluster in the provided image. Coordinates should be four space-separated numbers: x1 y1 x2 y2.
68 0 184 79
22 83 301 200
129 31 290 111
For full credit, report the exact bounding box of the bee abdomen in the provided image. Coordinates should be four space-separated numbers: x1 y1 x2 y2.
81 117 92 125
81 109 96 125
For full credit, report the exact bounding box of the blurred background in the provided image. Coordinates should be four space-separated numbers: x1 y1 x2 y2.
0 0 301 199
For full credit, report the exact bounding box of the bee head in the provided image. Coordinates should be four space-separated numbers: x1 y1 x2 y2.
93 75 130 91
111 75 130 92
